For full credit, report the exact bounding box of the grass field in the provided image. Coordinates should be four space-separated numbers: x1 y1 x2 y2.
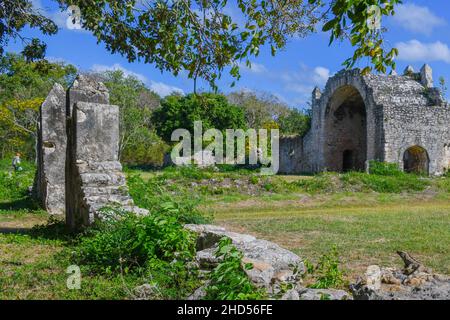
209 198 450 277
0 163 449 298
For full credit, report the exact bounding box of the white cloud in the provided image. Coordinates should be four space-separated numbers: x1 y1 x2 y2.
392 4 446 35
32 0 87 32
149 81 184 97
91 63 149 83
279 64 331 106
312 67 330 84
238 61 268 74
90 63 184 97
396 40 450 64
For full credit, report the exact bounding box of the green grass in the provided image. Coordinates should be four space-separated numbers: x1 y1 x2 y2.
0 163 449 298
212 200 450 278
0 226 143 299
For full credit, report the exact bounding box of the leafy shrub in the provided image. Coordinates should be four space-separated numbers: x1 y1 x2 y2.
305 245 344 289
291 173 336 194
127 174 211 224
368 161 403 176
436 177 450 193
341 172 429 193
73 208 196 273
0 160 35 204
249 175 259 185
205 237 266 300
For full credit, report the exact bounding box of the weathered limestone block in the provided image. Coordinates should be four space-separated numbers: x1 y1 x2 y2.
66 100 147 228
32 74 147 228
184 224 304 288
34 83 66 214
351 253 450 300
420 64 433 88
67 74 109 113
181 224 355 300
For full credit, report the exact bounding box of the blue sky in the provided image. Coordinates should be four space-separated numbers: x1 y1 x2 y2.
6 0 450 108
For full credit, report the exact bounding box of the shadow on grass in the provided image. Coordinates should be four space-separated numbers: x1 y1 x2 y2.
29 217 78 242
0 227 31 234
0 197 77 242
0 197 39 211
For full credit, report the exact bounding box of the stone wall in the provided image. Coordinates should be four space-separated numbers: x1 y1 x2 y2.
279 135 303 174
34 84 67 214
35 75 147 228
279 65 450 176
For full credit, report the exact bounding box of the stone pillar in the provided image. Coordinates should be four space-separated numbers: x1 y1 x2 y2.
35 74 147 229
403 65 415 76
65 76 147 229
34 83 67 214
420 64 433 88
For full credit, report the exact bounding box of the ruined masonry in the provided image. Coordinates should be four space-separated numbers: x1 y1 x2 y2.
279 64 450 176
34 75 147 227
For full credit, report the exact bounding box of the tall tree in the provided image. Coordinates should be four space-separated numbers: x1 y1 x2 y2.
56 0 400 88
97 69 168 165
152 93 246 143
0 53 77 158
227 90 290 129
0 0 58 60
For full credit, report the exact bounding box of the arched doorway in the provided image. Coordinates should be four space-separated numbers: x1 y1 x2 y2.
323 86 367 172
403 146 429 175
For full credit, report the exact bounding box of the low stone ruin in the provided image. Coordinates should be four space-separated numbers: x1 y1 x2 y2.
350 251 450 300
34 75 146 228
279 64 450 176
182 224 351 300
131 224 450 300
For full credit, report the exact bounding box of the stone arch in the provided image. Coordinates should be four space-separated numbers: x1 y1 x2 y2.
322 85 368 172
403 145 429 175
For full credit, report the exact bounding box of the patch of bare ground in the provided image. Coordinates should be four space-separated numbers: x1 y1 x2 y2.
0 214 48 231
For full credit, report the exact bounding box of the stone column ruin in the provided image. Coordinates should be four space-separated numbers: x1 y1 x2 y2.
34 75 147 229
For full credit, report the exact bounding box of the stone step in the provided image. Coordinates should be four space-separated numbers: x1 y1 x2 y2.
82 185 129 196
84 194 134 206
77 160 123 174
80 172 126 187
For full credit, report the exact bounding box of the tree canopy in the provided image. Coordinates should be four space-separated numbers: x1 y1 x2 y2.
0 0 58 61
3 1 401 90
57 0 400 87
152 93 246 143
0 53 77 158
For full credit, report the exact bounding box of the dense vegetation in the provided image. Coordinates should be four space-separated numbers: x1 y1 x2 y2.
0 53 76 159
1 160 449 299
0 53 312 167
152 93 247 143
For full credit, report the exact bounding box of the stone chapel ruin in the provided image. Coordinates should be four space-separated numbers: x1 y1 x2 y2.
279 65 450 176
34 75 146 227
